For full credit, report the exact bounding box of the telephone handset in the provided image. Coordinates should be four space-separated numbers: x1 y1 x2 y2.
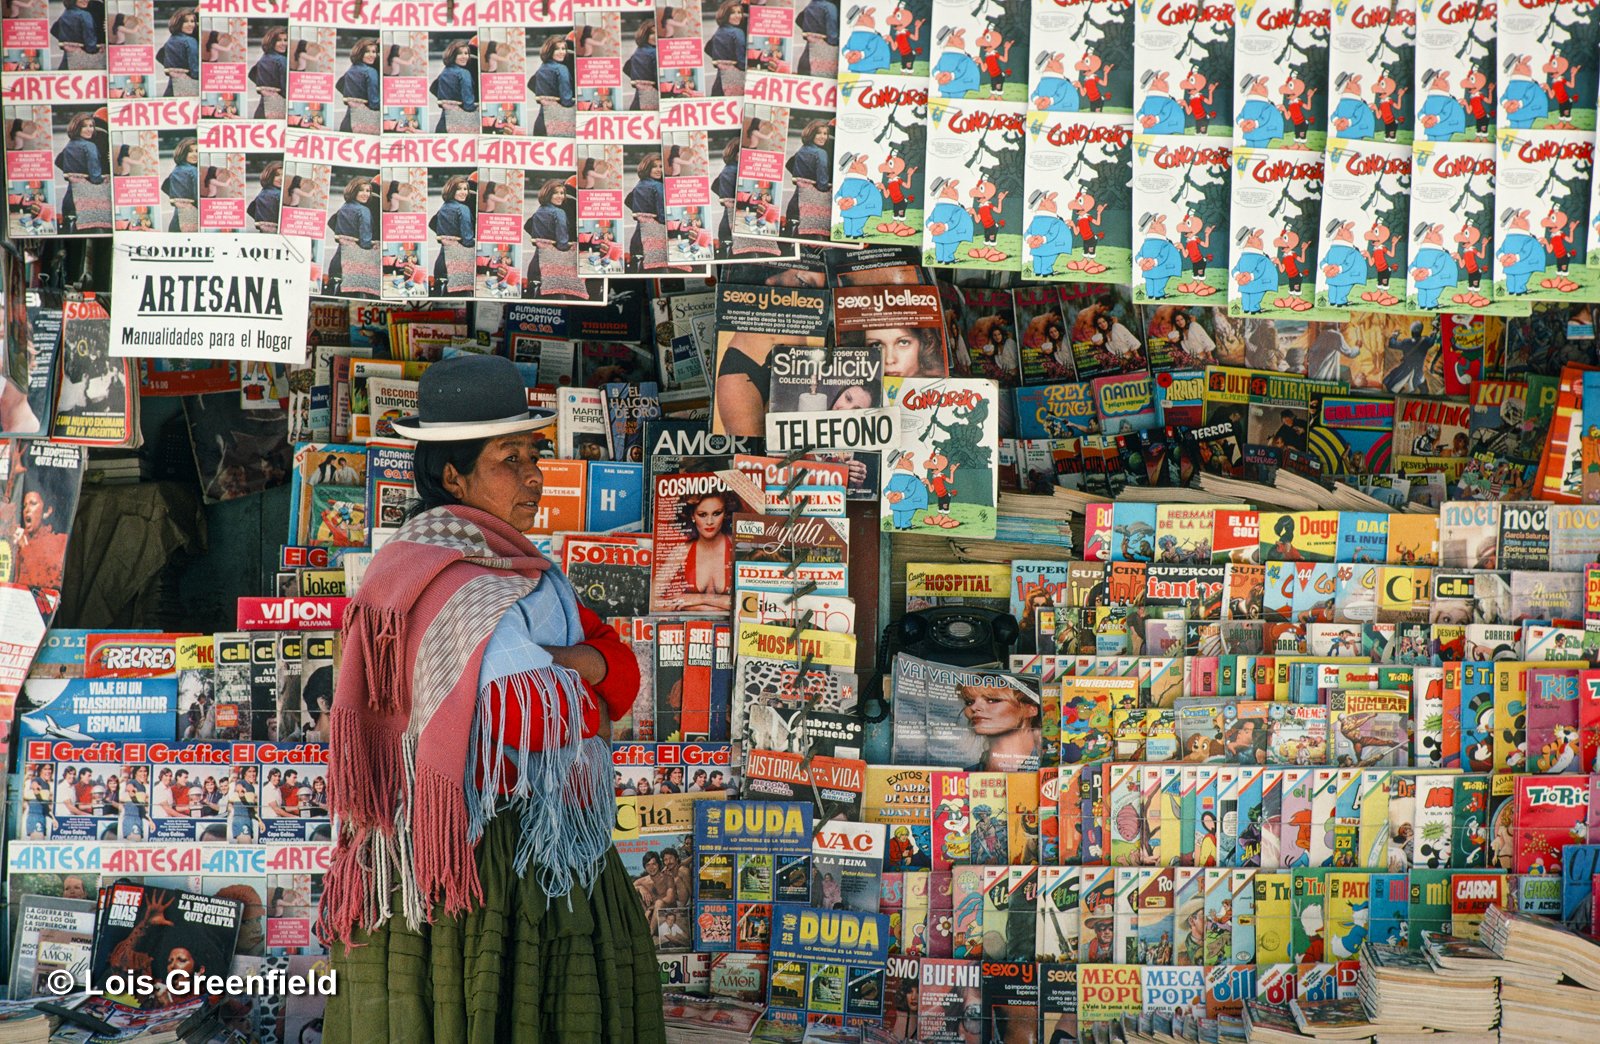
861 606 1020 722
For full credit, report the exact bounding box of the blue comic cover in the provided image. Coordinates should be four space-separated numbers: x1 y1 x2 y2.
767 903 892 1028
694 801 813 953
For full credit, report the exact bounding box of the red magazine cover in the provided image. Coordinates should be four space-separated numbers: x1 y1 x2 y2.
682 620 715 739
1513 775 1590 874
649 471 746 614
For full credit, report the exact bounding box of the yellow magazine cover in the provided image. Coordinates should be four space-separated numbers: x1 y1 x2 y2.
1007 773 1040 865
1155 505 1227 564
1077 964 1142 1026
1385 513 1440 565
1493 662 1537 773
1355 770 1392 870
1253 872 1293 965
1258 511 1338 563
1376 566 1431 622
905 562 1010 607
1324 871 1374 961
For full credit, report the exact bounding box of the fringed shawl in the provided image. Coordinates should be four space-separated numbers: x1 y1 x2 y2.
316 504 606 948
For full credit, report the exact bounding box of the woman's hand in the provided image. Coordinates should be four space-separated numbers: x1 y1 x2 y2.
547 643 608 686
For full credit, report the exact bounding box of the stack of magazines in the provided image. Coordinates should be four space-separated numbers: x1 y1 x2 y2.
660 994 766 1044
1481 906 1600 1043
1355 944 1499 1035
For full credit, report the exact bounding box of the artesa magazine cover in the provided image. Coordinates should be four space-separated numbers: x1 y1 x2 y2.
831 73 929 245
1231 0 1328 151
477 135 607 302
1407 140 1526 316
521 3 578 138
1314 138 1410 312
881 376 998 538
1132 0 1233 141
281 128 381 299
196 2 267 123
108 97 200 235
921 97 1025 270
1325 0 1414 145
660 96 739 268
2 74 113 237
577 111 684 278
1020 113 1133 284
1130 134 1231 306
1227 147 1346 320
196 120 285 233
1492 130 1596 303
740 47 841 244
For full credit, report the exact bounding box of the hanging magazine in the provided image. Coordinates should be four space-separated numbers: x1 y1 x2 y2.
1130 135 1231 307
921 97 1025 271
3 72 114 237
1227 148 1345 321
1314 139 1410 312
1020 114 1133 284
881 376 998 538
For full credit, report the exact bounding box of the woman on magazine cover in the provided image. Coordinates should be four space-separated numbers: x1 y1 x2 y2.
336 37 381 135
784 118 833 238
317 354 664 1044
960 679 1042 772
524 179 588 300
247 160 281 232
706 0 747 95
250 25 287 119
624 153 667 272
430 173 477 296
795 0 838 77
326 176 379 297
624 20 658 111
54 111 111 234
528 33 575 137
663 490 736 612
161 136 199 232
431 38 478 133
868 325 947 378
50 0 101 69
158 6 199 96
713 333 774 436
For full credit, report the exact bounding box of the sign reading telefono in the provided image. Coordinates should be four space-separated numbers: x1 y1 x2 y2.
110 235 312 365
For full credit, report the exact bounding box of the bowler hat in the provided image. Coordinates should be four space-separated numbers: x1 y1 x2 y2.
391 354 553 441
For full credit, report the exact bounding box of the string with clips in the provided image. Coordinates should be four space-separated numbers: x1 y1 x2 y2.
768 375 849 836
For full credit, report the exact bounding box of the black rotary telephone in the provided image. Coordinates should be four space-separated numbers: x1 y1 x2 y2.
860 606 1020 723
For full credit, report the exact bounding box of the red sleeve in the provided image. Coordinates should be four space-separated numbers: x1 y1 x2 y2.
577 603 641 723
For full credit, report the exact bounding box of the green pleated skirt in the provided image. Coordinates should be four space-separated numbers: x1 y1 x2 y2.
324 815 667 1043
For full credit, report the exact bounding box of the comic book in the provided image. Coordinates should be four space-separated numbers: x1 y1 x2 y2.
1325 0 1414 146
1407 140 1528 316
1228 148 1343 321
881 376 997 538
920 96 1025 271
739 1 843 247
1129 135 1232 307
1493 130 1597 303
832 74 930 247
1020 114 1134 285
1230 0 1327 150
1132 0 1232 142
1496 0 1598 136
